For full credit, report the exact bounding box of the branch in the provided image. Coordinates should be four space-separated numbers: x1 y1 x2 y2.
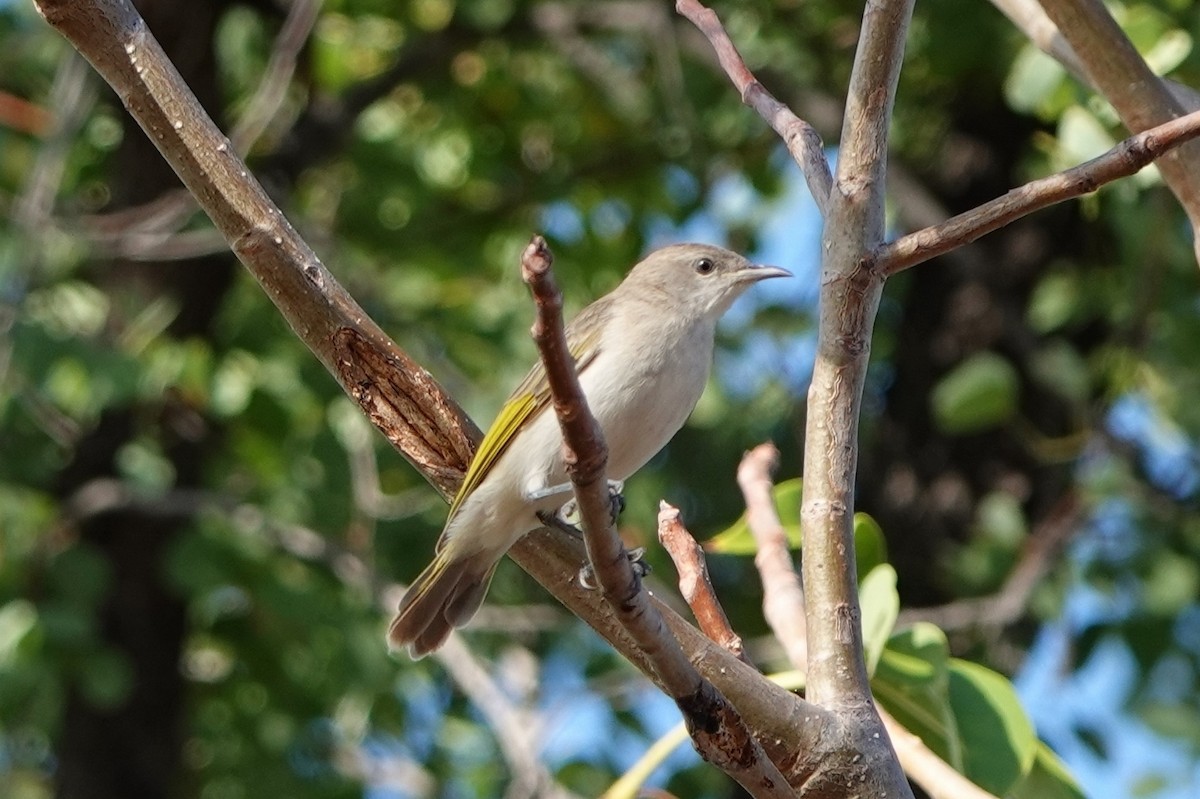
735 446 1002 798
656 501 748 662
13 53 95 248
676 0 833 215
74 0 320 264
873 108 1200 275
990 0 1086 80
36 0 839 785
35 0 481 488
1037 0 1200 260
798 0 914 793
802 0 911 708
736 443 807 670
520 237 793 799
990 0 1200 111
435 636 580 799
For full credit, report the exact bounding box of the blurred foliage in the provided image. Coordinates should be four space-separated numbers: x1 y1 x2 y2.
3 0 1200 797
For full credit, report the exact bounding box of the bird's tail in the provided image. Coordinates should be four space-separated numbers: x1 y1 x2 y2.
388 548 499 658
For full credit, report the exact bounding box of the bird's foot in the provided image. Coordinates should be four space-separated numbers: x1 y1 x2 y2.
553 480 625 529
576 546 650 590
536 481 639 589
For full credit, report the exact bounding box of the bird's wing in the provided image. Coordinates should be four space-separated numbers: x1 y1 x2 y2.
440 298 611 534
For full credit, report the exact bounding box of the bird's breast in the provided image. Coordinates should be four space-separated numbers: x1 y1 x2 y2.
583 325 712 480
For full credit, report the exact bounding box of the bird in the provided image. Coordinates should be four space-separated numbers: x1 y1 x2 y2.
388 242 790 657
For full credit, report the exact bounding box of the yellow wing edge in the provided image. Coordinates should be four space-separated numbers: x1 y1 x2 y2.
441 326 603 534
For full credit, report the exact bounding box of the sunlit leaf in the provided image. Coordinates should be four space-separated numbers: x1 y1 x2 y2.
705 478 803 554
1010 742 1087 799
948 659 1037 795
860 565 899 677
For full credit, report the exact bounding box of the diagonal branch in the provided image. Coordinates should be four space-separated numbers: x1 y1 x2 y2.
676 0 833 215
873 108 1200 275
520 237 793 799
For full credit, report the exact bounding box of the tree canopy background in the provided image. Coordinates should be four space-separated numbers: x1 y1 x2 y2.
3 0 1200 797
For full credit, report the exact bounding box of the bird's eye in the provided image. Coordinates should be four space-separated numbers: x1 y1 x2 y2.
694 258 715 275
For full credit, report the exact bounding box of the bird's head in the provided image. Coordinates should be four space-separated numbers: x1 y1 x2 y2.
622 243 791 322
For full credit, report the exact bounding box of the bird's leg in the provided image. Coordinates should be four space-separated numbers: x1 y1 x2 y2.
535 481 647 589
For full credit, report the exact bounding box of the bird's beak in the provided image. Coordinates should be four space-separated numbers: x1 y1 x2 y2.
740 263 792 282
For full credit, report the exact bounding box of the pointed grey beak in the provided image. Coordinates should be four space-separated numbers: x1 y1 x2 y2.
740 263 792 282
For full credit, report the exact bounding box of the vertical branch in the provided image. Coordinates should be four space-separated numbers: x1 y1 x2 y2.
796 6 916 796
802 0 912 709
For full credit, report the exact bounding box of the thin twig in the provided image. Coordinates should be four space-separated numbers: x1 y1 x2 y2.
436 636 580 799
71 0 319 263
656 501 749 662
520 236 793 799
228 0 321 154
13 52 95 246
874 108 1200 275
989 0 1086 80
736 443 807 670
675 0 832 215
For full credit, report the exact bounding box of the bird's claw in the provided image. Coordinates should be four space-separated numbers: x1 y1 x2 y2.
577 545 650 590
554 480 625 528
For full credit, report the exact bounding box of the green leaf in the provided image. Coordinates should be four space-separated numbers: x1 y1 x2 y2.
854 512 888 577
707 481 886 582
948 658 1038 795
706 478 802 554
1141 553 1200 616
875 628 1040 794
1004 45 1066 115
1057 105 1116 166
77 647 135 709
0 600 39 666
931 352 1020 434
860 565 899 677
1011 742 1087 799
1027 272 1083 334
873 624 960 768
974 490 1027 548
1029 339 1091 404
1145 29 1192 75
